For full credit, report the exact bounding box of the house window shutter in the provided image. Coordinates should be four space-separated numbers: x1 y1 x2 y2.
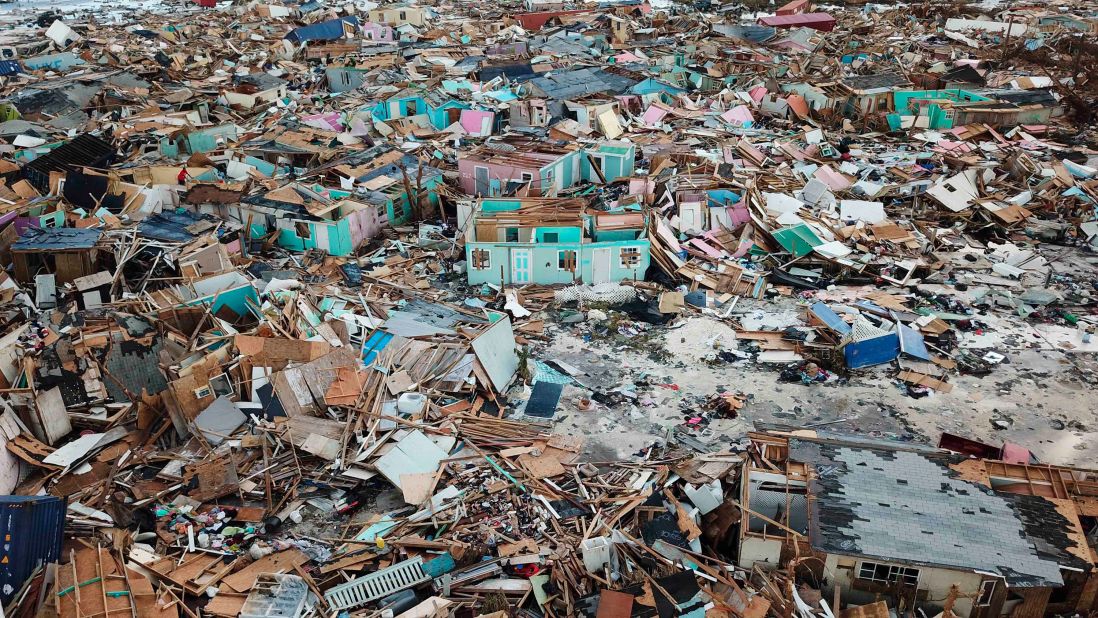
558 250 576 272
620 246 641 267
472 249 491 270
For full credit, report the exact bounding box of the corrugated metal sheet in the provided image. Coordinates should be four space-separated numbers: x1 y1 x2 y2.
23 133 116 193
0 495 66 604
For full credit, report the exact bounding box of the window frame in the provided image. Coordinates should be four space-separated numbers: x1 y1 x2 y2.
856 561 920 588
977 579 997 607
557 249 576 272
471 248 491 270
620 246 641 268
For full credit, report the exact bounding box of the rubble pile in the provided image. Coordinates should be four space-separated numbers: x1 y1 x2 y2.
0 0 1094 616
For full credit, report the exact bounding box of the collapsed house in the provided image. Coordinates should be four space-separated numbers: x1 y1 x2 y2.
739 429 1098 618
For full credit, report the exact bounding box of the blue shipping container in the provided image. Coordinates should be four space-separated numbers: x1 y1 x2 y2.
0 495 66 604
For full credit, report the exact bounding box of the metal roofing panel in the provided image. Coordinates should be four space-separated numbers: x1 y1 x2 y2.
12 227 102 251
0 496 65 605
809 302 851 335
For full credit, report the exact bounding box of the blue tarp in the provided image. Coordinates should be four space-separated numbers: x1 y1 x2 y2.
285 16 358 43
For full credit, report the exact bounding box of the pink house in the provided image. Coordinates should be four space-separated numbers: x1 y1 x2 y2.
457 138 580 196
360 21 395 42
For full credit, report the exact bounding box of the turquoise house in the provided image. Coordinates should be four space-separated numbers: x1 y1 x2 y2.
463 197 650 285
630 78 687 98
582 141 636 182
424 90 471 130
160 124 240 157
242 155 444 256
372 88 471 130
372 89 427 123
177 272 260 322
892 89 991 129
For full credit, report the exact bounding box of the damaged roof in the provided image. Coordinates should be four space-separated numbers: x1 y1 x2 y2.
792 436 1090 587
12 227 102 251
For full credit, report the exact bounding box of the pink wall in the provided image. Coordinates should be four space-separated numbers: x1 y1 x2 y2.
347 205 382 247
457 157 540 194
459 110 495 137
361 22 395 41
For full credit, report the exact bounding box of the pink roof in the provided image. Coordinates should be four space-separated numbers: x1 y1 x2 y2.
757 12 836 31
775 0 808 14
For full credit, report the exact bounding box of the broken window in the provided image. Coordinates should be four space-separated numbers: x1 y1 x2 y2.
295 221 311 239
391 199 407 222
471 249 491 270
505 228 520 242
558 250 576 272
620 246 641 268
857 562 919 587
209 373 234 397
543 232 559 243
977 579 997 606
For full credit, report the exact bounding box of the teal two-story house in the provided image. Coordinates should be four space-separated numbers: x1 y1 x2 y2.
462 197 650 285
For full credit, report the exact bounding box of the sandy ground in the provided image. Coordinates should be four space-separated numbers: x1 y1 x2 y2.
527 310 1097 467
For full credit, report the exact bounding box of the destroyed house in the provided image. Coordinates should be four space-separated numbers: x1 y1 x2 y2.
226 73 289 109
367 5 430 27
458 138 582 196
892 88 1062 129
739 430 1097 618
11 227 103 285
285 16 359 44
525 67 641 118
239 127 333 172
313 146 444 226
325 66 373 93
832 72 913 116
360 21 395 42
757 12 836 32
159 123 240 157
371 88 474 130
241 184 384 257
462 197 649 285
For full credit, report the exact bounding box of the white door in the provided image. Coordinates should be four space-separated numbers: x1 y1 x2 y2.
314 224 330 252
591 248 611 284
511 249 532 284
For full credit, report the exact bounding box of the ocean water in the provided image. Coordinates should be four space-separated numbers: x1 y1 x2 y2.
0 0 172 20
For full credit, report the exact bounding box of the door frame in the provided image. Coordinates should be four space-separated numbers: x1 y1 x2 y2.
511 248 532 284
591 248 611 284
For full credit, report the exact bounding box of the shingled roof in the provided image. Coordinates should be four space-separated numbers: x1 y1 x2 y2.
791 436 1090 587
